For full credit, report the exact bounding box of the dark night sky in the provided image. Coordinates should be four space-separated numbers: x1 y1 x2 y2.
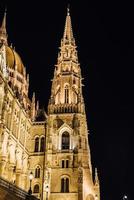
0 1 134 200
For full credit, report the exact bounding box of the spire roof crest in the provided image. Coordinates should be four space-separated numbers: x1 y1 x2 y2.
0 9 7 45
1 9 7 29
63 7 74 43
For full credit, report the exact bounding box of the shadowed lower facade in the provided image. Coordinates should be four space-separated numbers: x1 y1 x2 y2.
0 7 100 200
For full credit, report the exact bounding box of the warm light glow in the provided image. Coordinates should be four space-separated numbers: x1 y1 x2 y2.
123 195 128 200
29 171 33 180
45 185 49 192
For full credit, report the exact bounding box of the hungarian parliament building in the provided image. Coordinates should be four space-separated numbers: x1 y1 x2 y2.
0 7 100 200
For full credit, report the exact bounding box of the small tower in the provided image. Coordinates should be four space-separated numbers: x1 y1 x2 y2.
0 10 8 45
0 10 8 78
31 92 36 121
46 7 100 200
94 168 100 200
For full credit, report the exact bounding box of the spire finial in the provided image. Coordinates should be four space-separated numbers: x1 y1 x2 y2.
94 168 99 185
0 8 8 45
63 5 74 43
32 92 35 102
67 4 70 16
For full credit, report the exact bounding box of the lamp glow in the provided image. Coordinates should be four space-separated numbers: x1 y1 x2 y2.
123 195 128 200
29 171 33 180
28 171 33 195
46 185 49 192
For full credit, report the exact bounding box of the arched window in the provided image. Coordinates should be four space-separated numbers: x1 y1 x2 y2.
73 91 77 104
86 194 95 200
35 166 40 178
64 85 69 103
61 178 64 192
62 132 70 150
66 178 69 192
61 160 69 168
62 160 65 168
33 184 39 193
66 160 69 168
61 178 69 193
34 137 39 152
40 137 45 152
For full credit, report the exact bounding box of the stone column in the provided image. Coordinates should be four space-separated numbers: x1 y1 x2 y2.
0 130 8 179
0 158 7 177
21 173 28 190
16 169 22 187
8 164 15 183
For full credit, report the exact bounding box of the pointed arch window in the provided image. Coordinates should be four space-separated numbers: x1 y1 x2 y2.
62 160 65 168
61 178 69 193
66 160 69 168
64 85 69 103
35 166 40 178
62 132 70 150
34 137 39 152
40 137 45 152
33 184 39 193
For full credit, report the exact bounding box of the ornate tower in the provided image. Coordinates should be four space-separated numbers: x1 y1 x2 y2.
45 8 100 200
0 11 8 79
0 10 7 45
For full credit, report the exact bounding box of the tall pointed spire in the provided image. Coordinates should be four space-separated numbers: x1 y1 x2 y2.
63 6 74 44
48 7 85 114
0 9 8 45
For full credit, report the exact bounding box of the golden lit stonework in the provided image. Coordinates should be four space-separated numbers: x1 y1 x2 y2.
0 8 100 200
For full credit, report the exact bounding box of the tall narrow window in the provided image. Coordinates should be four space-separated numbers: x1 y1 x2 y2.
40 137 45 152
62 160 65 168
33 184 39 193
61 178 64 192
66 178 69 192
61 178 69 193
34 137 39 152
58 92 60 104
73 92 77 104
35 166 40 178
66 160 69 168
62 132 70 150
64 85 69 103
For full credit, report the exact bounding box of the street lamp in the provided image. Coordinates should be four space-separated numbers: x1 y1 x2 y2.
28 171 33 195
45 185 49 200
123 195 128 200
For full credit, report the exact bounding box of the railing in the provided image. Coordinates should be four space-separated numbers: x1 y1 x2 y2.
48 103 79 114
0 176 38 200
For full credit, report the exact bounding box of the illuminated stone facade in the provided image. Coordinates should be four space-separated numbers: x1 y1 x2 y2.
0 8 100 200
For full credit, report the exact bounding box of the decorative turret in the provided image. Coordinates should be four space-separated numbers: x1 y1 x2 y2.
36 100 39 114
0 10 7 45
48 7 85 114
94 168 99 186
31 92 36 121
0 11 8 78
94 168 100 200
0 10 32 112
26 74 29 93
